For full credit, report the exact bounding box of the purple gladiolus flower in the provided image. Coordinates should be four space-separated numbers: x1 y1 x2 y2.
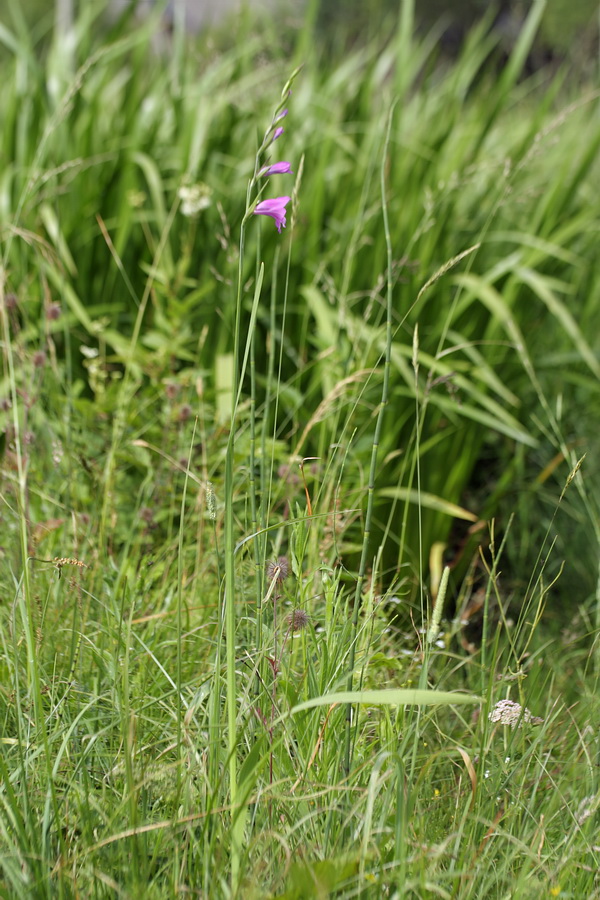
259 161 293 177
272 126 284 142
253 196 290 232
275 108 288 122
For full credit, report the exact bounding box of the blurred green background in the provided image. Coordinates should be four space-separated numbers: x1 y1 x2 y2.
7 0 600 66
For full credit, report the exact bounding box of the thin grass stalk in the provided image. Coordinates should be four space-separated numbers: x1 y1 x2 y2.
479 516 514 692
396 0 415 98
223 214 246 884
97 199 179 563
257 248 280 681
344 102 397 775
249 231 262 698
176 422 196 803
250 328 261 660
6 587 41 885
207 481 223 803
412 324 425 625
0 285 68 881
224 76 298 869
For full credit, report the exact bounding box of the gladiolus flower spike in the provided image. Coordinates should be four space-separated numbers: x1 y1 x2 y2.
259 161 293 177
253 197 290 233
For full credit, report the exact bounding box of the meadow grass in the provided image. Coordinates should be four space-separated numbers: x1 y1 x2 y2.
0 1 599 896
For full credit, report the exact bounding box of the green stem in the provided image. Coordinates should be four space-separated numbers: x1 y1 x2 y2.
224 216 247 884
344 102 398 775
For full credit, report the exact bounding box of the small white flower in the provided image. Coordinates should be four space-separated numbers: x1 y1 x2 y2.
52 440 63 467
127 189 146 208
488 699 544 728
178 182 212 217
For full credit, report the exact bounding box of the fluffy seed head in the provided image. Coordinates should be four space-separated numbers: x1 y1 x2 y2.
287 609 309 632
266 556 290 584
206 482 217 521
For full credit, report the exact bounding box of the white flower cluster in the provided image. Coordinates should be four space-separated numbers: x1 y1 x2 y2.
178 182 212 217
488 699 544 728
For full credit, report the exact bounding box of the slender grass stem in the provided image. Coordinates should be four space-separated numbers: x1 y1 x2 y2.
223 215 247 884
344 102 398 775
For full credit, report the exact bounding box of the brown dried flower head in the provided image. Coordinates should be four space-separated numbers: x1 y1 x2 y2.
266 555 290 585
165 381 179 401
53 557 87 571
286 609 309 632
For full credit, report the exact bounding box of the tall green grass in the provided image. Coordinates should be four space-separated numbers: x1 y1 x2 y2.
0 0 599 896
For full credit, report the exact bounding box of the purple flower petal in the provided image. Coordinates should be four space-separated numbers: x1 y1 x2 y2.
253 196 291 233
259 161 293 177
272 126 284 142
275 108 288 122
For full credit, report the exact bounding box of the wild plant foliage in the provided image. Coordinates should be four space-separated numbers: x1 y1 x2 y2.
0 1 599 896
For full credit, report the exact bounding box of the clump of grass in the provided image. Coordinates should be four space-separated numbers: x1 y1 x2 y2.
0 0 599 897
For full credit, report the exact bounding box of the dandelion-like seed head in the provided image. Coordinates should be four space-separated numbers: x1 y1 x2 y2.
266 555 290 584
488 699 544 728
287 609 309 632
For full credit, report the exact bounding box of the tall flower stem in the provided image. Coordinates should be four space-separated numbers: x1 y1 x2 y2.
223 202 250 883
223 68 300 884
344 102 398 775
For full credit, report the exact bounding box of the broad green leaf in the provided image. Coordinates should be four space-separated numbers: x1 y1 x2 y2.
378 488 479 522
290 689 479 716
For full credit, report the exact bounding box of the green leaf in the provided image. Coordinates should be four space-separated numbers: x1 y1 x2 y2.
378 488 479 522
289 689 479 716
274 854 361 900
